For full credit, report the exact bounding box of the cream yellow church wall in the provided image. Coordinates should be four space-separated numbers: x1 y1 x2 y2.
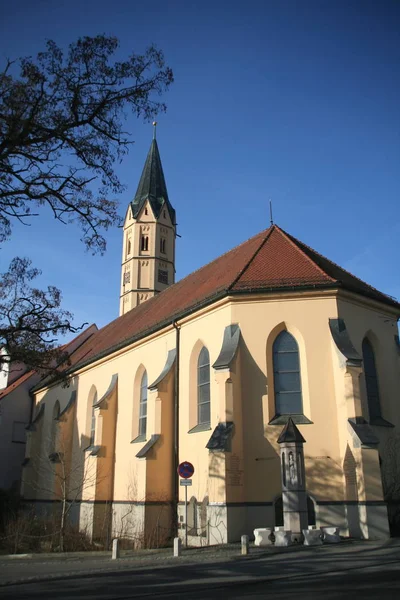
231 293 343 503
178 303 233 506
102 329 176 501
336 296 400 500
337 296 400 426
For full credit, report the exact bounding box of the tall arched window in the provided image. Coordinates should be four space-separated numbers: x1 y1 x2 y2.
50 401 60 454
139 371 148 437
362 338 382 421
198 347 210 425
89 391 97 446
273 331 303 415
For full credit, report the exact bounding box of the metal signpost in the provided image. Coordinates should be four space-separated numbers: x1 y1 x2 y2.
178 461 195 547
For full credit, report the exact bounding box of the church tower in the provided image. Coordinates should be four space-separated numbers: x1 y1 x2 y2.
119 124 176 316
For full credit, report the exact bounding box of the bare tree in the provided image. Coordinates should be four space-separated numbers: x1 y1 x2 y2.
25 425 102 552
0 35 173 372
0 257 77 375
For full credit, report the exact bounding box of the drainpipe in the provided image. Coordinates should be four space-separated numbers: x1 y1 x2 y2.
172 320 180 537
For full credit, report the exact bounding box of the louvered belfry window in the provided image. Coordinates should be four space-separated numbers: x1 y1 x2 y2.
198 347 211 425
273 331 303 415
362 338 382 421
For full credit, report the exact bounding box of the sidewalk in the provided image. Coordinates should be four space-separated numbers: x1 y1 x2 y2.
0 539 399 589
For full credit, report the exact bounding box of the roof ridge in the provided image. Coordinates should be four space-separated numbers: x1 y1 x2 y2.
274 225 336 283
173 228 271 289
228 226 274 291
86 228 270 340
279 226 398 303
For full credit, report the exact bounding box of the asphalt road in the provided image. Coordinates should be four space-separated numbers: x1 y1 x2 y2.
1 562 399 600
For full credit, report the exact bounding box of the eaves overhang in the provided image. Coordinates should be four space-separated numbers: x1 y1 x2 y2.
33 281 400 386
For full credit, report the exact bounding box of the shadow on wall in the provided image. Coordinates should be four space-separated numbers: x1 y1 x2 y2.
382 433 400 536
20 375 114 548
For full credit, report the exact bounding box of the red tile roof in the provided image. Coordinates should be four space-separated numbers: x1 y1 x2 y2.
3 324 98 398
0 369 35 400
65 225 399 373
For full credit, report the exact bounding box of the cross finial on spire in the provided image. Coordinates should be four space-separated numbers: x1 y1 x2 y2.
152 121 157 140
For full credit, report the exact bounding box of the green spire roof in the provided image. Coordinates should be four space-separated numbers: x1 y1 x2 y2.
130 139 175 224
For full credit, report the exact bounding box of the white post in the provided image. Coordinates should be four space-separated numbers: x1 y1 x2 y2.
174 537 182 557
241 534 249 555
185 483 188 547
112 538 119 560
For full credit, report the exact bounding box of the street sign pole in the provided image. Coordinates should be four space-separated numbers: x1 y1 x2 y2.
185 483 188 548
177 461 195 548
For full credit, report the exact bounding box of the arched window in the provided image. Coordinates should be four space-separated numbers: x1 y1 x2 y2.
138 371 148 437
86 389 97 448
160 238 166 254
141 235 149 252
197 347 210 425
89 391 97 446
273 331 303 415
126 236 131 257
50 401 60 454
362 338 382 421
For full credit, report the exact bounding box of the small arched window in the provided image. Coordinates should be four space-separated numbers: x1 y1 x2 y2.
197 347 210 425
362 338 382 421
273 331 303 415
126 237 132 257
139 371 148 437
50 401 60 454
160 238 166 254
141 235 149 252
89 391 97 447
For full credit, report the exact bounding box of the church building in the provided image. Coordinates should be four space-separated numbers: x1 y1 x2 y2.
21 128 400 545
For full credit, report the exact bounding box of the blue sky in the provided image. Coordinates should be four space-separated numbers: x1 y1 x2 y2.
1 0 399 337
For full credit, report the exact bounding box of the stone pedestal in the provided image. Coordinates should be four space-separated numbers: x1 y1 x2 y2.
321 526 340 543
303 529 323 546
274 530 292 547
254 528 273 546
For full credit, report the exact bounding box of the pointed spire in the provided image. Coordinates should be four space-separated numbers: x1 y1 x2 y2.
277 417 306 444
130 128 175 224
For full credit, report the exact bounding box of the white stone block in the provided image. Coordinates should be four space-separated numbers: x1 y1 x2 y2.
274 530 292 546
173 537 182 557
321 526 340 543
241 534 249 555
112 538 119 559
303 529 323 546
254 528 273 546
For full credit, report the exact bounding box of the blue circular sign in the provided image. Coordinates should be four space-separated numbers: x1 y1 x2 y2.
178 461 195 479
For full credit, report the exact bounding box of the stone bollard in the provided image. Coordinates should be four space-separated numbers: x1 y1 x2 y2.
241 534 249 555
112 538 120 560
174 537 182 557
